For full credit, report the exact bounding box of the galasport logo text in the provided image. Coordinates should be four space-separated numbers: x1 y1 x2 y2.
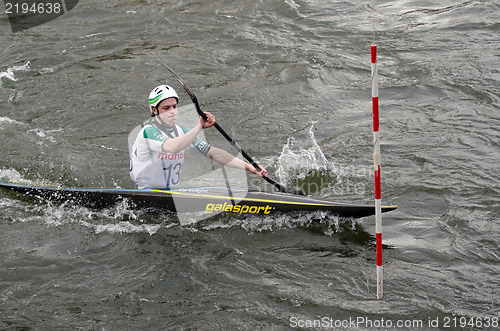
157 152 184 161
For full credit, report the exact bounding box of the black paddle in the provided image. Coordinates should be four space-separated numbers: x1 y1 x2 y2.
152 53 304 195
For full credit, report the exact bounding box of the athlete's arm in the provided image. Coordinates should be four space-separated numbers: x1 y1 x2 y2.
207 147 268 178
161 112 215 153
161 124 202 153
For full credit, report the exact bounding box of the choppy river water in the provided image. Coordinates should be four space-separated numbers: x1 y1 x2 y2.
1 0 499 329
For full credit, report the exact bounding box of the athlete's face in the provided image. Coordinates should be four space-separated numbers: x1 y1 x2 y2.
154 98 178 126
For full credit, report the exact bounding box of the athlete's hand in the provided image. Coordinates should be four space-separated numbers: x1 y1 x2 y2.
246 164 268 178
200 112 216 129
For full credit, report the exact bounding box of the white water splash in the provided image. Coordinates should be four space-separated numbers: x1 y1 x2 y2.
199 211 347 236
89 221 162 235
284 0 300 9
0 168 62 187
0 168 31 185
0 116 21 125
2 186 355 236
2 196 167 235
277 123 336 183
0 62 30 86
27 128 60 143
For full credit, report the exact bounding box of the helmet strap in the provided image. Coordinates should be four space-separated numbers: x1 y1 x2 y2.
153 106 173 129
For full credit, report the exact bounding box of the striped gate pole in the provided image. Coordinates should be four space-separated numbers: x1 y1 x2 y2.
371 44 383 300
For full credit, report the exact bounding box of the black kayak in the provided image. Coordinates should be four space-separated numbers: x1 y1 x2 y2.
0 180 397 218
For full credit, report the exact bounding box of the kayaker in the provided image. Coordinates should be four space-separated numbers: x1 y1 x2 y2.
130 85 267 189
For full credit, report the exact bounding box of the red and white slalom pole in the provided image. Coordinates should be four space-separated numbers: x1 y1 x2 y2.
371 44 383 300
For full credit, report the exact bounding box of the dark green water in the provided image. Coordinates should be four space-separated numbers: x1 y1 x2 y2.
1 0 499 329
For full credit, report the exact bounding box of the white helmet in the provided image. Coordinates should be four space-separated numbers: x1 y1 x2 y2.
148 85 179 114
